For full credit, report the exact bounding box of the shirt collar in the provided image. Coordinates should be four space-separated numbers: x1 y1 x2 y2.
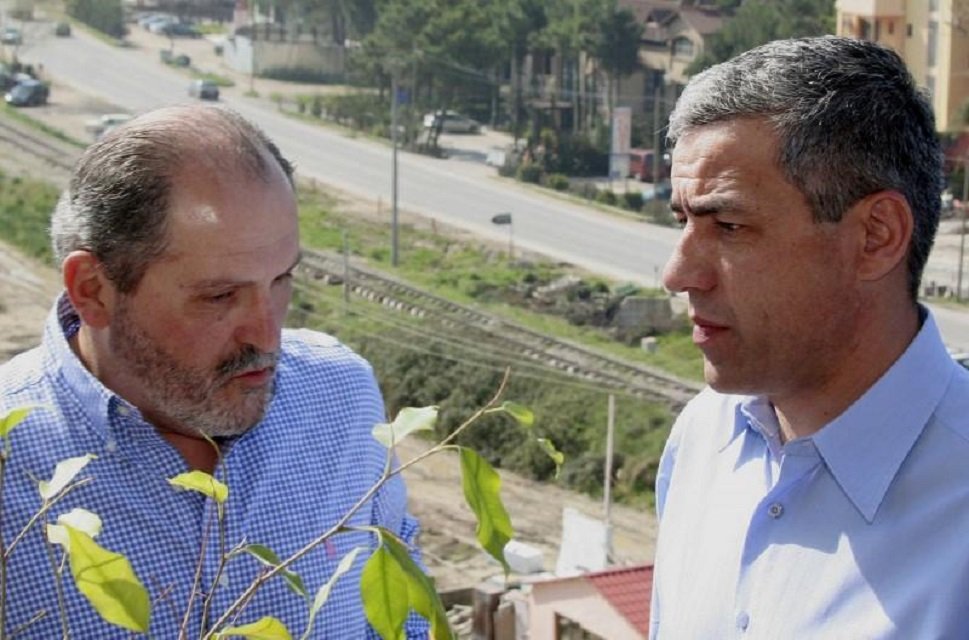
725 308 952 523
813 309 952 522
44 293 138 441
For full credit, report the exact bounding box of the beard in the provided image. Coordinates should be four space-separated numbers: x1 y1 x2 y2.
109 298 279 438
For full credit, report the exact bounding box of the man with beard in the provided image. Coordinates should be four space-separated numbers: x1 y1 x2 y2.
650 37 969 637
0 105 429 638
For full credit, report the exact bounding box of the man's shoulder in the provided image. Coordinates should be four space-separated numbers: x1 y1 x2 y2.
280 328 372 377
0 345 47 401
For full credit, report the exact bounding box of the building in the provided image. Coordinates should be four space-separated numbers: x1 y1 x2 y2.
527 564 654 639
836 0 969 132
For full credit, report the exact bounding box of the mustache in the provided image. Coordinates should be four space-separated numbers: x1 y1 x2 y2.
216 345 279 380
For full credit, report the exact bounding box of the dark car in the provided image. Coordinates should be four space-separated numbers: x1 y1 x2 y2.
162 22 201 38
54 22 72 37
5 79 49 107
188 79 219 101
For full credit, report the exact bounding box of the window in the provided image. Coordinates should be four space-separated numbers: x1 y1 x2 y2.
672 37 694 58
929 0 939 11
555 614 606 640
907 23 913 37
887 20 894 35
928 21 938 67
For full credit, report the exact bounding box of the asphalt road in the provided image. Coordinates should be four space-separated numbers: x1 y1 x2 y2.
11 16 969 350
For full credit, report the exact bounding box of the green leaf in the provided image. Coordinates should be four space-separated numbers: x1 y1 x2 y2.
242 544 307 598
64 525 150 633
38 454 96 501
168 470 228 504
536 438 565 479
372 406 439 448
216 616 292 639
499 401 534 427
304 547 364 639
361 546 410 640
47 508 103 548
0 405 44 438
380 531 454 640
458 448 513 575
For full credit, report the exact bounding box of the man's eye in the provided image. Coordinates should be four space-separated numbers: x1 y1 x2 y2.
674 216 688 228
206 291 235 303
716 221 742 232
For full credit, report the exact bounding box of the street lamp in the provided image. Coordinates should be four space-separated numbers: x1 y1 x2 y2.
491 212 514 259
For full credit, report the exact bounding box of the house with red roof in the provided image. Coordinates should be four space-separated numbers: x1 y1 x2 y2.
526 564 653 639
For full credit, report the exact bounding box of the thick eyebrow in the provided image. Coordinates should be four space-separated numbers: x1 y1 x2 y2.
187 252 303 292
670 196 739 217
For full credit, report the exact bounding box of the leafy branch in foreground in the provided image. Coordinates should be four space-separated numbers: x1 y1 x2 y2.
0 370 560 638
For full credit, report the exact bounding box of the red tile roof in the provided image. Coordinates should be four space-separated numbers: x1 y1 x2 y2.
586 564 654 637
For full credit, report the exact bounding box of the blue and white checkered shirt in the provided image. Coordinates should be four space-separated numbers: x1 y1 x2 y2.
0 295 429 638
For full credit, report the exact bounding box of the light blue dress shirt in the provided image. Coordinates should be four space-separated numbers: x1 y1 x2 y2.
650 310 969 639
0 295 429 638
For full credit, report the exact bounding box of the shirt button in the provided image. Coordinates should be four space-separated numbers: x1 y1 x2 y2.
219 574 230 588
116 405 130 417
105 439 118 454
736 611 750 631
767 502 784 519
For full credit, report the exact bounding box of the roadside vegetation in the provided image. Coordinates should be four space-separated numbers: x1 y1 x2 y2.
0 169 700 505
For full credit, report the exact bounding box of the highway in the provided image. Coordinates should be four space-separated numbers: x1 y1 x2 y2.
11 17 969 350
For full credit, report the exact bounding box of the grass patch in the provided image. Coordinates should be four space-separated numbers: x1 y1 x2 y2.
0 170 60 264
190 69 235 87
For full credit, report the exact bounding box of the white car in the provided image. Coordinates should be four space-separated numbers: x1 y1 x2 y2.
85 113 133 140
423 110 481 134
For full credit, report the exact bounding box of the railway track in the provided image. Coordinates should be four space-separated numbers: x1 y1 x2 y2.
298 249 702 408
0 116 79 176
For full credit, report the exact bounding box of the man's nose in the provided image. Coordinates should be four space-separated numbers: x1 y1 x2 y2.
662 224 716 294
237 292 282 354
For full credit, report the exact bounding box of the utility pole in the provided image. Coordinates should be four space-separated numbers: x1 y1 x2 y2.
958 156 968 301
391 72 400 267
603 394 616 562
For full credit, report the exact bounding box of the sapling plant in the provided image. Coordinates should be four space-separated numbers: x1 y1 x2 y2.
0 371 563 639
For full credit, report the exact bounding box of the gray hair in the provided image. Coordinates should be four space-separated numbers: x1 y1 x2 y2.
667 36 944 301
51 104 295 294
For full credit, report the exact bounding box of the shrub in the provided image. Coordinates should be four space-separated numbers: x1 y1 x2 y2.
622 191 644 211
516 163 542 184
595 189 618 206
545 173 570 191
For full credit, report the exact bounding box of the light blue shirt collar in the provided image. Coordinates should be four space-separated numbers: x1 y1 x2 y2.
725 309 953 523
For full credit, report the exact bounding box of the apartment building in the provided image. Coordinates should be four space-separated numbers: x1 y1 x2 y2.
836 0 969 132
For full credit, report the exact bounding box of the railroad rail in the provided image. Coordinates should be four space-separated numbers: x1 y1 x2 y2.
298 249 702 408
0 116 79 176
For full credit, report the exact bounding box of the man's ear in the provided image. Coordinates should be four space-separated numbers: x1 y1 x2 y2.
850 190 913 283
62 251 116 328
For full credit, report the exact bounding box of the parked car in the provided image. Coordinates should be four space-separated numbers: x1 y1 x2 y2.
54 21 72 37
1 27 23 45
162 22 201 38
5 79 49 107
188 79 219 101
423 110 481 134
628 148 671 182
85 113 132 139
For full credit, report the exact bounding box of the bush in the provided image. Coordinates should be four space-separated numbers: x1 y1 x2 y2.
595 189 618 206
545 173 570 191
516 163 542 184
622 191 644 211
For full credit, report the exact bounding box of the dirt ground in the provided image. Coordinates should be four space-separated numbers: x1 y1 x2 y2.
0 35 657 587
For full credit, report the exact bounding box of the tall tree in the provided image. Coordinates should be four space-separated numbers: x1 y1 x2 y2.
686 0 835 75
594 6 643 116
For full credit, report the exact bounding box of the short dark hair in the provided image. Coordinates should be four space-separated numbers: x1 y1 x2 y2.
51 105 296 294
667 36 944 300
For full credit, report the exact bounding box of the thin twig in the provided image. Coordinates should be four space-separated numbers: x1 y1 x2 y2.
8 609 47 638
202 369 511 638
41 529 70 638
4 476 95 561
